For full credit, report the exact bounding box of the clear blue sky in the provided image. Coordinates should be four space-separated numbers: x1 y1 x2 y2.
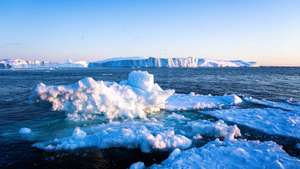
0 0 299 66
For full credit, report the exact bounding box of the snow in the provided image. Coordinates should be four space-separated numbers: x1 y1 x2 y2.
88 56 256 68
202 108 300 139
32 71 174 121
146 140 300 169
33 121 192 153
166 93 242 110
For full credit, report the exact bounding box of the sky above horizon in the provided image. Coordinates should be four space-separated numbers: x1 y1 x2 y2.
0 0 299 66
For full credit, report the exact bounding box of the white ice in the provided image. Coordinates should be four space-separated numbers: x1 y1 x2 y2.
166 93 242 111
33 116 241 152
89 56 256 68
188 120 241 141
202 108 300 139
32 71 174 121
244 96 300 112
32 71 242 121
133 140 300 169
33 121 192 153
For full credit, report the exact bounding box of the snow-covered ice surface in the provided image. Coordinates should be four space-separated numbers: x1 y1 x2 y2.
202 108 300 139
33 121 192 152
166 93 242 110
33 115 241 152
88 56 256 68
244 96 300 112
135 140 300 169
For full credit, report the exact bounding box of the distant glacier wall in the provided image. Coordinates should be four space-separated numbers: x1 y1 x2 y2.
88 57 256 68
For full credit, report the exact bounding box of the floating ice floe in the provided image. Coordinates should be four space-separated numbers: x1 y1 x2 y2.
33 117 241 152
166 93 242 111
188 120 241 141
244 96 300 112
202 108 300 139
33 121 192 153
32 71 243 121
131 140 300 169
32 71 174 121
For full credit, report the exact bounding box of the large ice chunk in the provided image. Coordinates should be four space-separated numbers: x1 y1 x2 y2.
144 140 300 169
32 71 174 121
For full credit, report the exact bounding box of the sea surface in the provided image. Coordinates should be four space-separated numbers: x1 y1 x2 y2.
1 67 300 169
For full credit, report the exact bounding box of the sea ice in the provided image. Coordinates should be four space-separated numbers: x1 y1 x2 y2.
244 97 300 112
33 116 242 152
32 71 174 121
32 71 243 121
166 93 242 110
33 121 192 153
135 140 300 169
188 120 241 141
202 108 300 139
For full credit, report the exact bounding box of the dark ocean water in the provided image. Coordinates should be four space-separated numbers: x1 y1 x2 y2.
1 67 300 169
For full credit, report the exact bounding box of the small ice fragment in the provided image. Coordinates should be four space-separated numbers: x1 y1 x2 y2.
72 127 86 139
19 127 32 137
130 162 145 169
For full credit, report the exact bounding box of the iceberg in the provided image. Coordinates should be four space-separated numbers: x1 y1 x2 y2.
134 140 300 169
0 58 88 69
88 57 256 68
31 71 243 121
202 108 300 140
32 71 175 121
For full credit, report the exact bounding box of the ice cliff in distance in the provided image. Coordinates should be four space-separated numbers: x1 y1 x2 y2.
0 57 256 69
89 57 256 68
0 59 88 69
